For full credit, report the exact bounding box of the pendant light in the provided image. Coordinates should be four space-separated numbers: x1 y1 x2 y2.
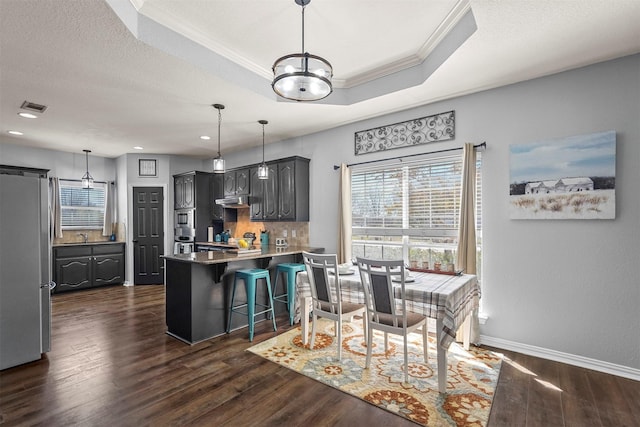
257 120 269 180
81 149 94 189
272 0 333 101
212 103 225 173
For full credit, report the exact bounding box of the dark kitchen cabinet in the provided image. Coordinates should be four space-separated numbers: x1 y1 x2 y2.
223 168 250 196
174 174 195 209
53 243 125 293
174 171 221 242
249 163 278 221
250 157 309 222
211 173 224 221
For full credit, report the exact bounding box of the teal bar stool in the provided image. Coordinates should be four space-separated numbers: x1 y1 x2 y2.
273 263 306 325
227 268 277 342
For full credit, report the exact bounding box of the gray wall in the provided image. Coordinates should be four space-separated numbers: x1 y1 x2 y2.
224 54 640 376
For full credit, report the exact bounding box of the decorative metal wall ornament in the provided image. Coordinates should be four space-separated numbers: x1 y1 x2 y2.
354 110 455 155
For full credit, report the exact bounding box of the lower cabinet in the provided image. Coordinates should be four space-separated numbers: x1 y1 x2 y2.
53 243 125 292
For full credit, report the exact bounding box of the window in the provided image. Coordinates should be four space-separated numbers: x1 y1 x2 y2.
351 153 482 278
59 180 106 229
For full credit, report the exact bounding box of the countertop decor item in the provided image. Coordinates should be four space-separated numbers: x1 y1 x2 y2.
272 0 332 102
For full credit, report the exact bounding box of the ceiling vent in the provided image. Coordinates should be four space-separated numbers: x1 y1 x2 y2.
20 101 47 113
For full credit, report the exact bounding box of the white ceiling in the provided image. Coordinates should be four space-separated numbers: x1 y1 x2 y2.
1 0 639 159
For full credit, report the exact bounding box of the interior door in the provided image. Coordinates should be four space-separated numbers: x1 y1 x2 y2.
133 187 164 284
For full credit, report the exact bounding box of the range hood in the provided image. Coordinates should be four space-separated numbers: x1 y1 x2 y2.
215 195 250 208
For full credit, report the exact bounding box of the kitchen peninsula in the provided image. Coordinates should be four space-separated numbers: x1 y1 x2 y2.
163 245 322 344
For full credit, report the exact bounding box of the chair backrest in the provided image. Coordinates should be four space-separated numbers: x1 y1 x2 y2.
356 257 407 328
302 251 341 314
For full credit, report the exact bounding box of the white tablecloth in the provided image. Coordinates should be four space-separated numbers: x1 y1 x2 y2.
295 270 480 349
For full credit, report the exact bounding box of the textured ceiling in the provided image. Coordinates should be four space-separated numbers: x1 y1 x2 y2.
1 0 639 159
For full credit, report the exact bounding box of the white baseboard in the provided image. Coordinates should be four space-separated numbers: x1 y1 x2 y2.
480 334 640 382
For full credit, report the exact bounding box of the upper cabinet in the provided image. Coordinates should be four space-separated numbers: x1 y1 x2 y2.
250 157 309 222
174 174 195 209
278 158 309 221
211 173 224 221
250 163 278 221
223 168 250 196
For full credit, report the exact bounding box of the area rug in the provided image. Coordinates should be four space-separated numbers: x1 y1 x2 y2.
248 318 502 426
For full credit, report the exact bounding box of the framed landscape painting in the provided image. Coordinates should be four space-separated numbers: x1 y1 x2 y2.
509 130 616 219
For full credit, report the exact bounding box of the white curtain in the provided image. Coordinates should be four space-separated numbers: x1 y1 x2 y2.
50 177 63 238
456 143 480 343
102 182 114 236
337 163 352 264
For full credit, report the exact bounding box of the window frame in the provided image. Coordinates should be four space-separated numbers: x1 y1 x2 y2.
59 179 106 230
350 153 482 277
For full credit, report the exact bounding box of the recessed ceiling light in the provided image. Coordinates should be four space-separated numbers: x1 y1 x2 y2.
8 130 24 135
133 146 144 150
18 112 38 119
200 135 211 140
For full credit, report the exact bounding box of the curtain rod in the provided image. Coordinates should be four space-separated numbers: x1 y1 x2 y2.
333 141 486 170
51 177 114 185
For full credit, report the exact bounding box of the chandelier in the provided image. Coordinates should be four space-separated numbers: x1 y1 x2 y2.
212 104 225 173
272 0 332 101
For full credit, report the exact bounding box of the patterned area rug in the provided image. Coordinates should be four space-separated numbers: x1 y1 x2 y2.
248 319 502 426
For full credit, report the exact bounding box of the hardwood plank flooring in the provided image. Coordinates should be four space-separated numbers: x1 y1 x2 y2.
1 285 638 426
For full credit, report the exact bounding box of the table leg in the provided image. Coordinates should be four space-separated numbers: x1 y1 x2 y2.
462 314 471 351
300 295 311 345
436 318 447 393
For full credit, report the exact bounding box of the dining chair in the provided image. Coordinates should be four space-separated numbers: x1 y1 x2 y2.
302 251 366 361
356 257 428 383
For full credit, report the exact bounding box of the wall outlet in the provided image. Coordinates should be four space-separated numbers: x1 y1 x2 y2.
291 229 296 238
283 229 287 237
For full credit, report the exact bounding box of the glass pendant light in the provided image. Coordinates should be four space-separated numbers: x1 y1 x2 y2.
257 120 269 180
81 149 94 189
212 104 225 173
272 0 333 101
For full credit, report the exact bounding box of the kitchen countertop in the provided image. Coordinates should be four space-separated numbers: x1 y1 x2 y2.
53 241 124 247
163 245 322 265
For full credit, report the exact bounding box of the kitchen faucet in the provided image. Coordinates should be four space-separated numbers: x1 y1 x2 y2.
78 233 88 243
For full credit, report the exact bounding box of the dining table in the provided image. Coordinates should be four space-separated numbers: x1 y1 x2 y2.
295 268 481 393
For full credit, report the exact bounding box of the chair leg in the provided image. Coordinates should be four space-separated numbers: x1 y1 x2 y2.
365 325 373 369
226 277 237 333
361 314 367 346
245 278 256 342
286 270 296 326
264 276 277 332
404 335 409 384
310 313 317 349
337 319 342 361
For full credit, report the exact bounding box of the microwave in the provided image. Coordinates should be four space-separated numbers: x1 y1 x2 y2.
174 209 194 228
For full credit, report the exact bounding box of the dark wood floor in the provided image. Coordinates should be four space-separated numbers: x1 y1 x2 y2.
1 285 638 426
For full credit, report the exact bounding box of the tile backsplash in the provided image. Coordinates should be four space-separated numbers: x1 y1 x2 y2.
53 223 123 245
226 209 309 246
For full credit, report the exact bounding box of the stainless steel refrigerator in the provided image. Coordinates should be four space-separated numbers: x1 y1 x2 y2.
0 165 53 370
